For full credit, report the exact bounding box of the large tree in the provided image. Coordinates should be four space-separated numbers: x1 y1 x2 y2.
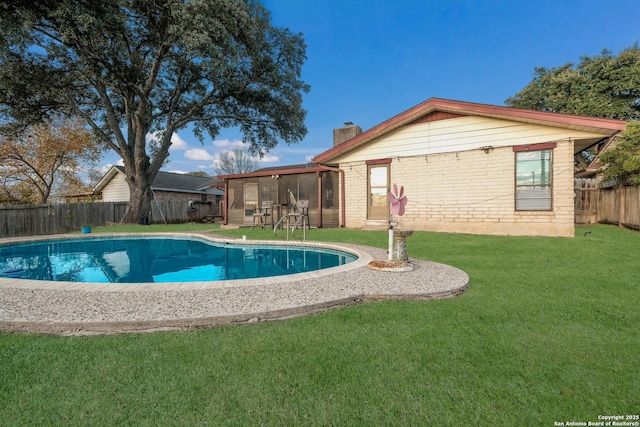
505 45 640 120
0 118 102 204
0 0 309 222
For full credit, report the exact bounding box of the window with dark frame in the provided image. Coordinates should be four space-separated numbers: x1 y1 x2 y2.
515 148 553 211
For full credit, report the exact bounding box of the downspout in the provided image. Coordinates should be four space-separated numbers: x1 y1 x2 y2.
317 171 323 228
318 165 346 228
223 179 228 225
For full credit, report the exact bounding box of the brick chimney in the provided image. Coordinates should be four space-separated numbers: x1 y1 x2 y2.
333 122 362 147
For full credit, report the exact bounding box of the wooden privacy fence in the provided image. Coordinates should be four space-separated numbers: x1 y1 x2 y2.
574 178 640 229
0 200 215 238
574 178 598 224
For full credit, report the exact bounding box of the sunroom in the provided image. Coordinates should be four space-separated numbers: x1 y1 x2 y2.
218 164 343 229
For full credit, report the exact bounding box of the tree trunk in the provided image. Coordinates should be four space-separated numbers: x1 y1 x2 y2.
125 177 153 224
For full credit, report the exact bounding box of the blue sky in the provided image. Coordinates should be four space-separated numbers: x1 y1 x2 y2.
101 0 640 175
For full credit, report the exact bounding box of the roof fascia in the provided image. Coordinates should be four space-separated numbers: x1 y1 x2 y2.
314 98 627 164
217 165 327 180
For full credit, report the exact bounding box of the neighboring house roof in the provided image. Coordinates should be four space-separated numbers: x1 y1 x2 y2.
314 98 627 164
94 166 223 195
575 133 623 178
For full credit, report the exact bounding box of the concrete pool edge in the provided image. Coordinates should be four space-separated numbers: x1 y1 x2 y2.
0 233 470 335
0 288 469 336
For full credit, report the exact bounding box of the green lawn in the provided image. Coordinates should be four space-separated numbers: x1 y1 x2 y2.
1 225 638 426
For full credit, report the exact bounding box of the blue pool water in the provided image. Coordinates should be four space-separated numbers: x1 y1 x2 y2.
0 237 357 283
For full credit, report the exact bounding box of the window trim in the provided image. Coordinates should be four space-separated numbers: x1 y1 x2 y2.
512 142 557 152
367 163 390 220
366 158 392 166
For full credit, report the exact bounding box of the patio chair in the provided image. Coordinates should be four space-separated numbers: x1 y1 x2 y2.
285 199 310 231
251 200 273 230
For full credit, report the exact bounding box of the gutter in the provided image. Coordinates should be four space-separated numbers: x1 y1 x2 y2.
217 164 326 180
223 179 228 225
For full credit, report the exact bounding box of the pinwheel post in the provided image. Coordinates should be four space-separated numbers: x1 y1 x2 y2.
387 184 413 262
367 184 414 271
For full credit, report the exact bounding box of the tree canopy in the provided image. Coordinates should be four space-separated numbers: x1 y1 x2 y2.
505 45 640 121
0 118 103 204
599 121 640 185
506 45 640 175
0 0 309 221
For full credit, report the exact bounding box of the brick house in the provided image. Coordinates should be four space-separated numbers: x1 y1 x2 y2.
222 98 626 237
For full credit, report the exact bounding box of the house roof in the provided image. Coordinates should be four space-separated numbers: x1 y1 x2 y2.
216 163 328 180
94 166 223 195
313 98 627 164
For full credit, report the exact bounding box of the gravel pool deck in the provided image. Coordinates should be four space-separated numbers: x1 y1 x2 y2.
0 233 469 335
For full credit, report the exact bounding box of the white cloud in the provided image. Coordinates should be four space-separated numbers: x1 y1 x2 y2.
168 169 188 175
185 148 216 161
213 138 245 148
145 131 162 145
260 154 280 163
169 133 189 151
145 130 189 151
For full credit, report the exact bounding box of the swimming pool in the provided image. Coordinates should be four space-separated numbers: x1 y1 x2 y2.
0 235 358 283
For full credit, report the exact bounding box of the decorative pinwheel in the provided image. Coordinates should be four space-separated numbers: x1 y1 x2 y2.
387 184 408 216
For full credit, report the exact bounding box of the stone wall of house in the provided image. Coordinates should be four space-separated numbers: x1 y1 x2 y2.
340 141 575 237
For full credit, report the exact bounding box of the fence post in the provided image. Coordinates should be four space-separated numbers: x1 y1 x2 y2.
619 185 626 227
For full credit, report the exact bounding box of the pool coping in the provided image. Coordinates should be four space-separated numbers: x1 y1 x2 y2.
0 232 470 335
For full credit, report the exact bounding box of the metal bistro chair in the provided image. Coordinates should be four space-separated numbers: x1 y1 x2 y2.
251 200 273 230
285 199 310 234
